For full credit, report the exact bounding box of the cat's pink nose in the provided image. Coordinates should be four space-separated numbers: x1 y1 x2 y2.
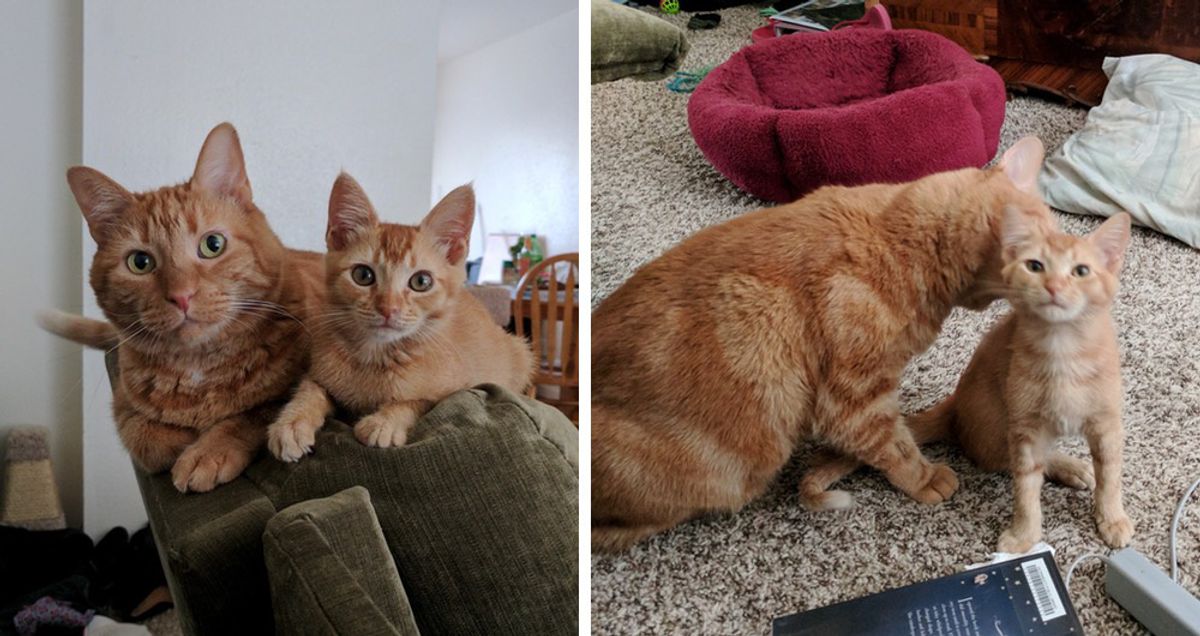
1044 280 1065 296
169 292 195 314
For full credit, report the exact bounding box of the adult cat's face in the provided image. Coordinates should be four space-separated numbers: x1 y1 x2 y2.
1001 210 1130 323
68 123 282 348
322 173 473 347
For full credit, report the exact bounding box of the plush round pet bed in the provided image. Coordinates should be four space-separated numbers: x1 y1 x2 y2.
688 28 1006 202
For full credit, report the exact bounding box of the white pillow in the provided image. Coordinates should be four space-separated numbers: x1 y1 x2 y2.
1039 54 1200 248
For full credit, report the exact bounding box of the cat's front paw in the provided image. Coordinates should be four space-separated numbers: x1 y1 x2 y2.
267 416 318 462
1097 513 1134 548
997 527 1040 554
354 412 412 448
171 439 252 493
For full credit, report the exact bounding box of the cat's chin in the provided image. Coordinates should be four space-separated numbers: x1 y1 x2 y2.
171 318 226 346
1030 303 1084 323
369 325 420 344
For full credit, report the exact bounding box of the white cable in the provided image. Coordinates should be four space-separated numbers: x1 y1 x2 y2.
1065 552 1111 588
1170 474 1200 582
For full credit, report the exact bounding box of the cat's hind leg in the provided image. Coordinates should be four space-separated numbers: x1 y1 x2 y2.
1044 452 1094 490
798 449 861 511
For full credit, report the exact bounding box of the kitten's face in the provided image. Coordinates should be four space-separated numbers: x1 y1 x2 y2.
68 123 279 348
1001 210 1131 324
322 174 474 348
326 225 463 344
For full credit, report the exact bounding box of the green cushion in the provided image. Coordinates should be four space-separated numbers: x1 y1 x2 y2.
135 383 578 635
264 486 419 635
591 0 690 83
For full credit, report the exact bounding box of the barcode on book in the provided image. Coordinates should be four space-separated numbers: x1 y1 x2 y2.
1021 558 1066 622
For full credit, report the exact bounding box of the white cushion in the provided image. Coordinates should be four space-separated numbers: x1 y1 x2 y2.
1039 54 1200 248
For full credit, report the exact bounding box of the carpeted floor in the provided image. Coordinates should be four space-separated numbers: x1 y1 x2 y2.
591 6 1200 635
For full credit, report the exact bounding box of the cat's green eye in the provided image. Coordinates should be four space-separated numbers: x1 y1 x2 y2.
1073 264 1090 277
351 265 375 286
1025 259 1044 273
199 232 226 258
409 270 434 292
126 251 156 274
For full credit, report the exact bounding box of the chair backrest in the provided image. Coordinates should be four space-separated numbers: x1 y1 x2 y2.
513 253 579 391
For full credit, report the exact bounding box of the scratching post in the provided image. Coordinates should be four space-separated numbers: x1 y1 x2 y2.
1 427 66 530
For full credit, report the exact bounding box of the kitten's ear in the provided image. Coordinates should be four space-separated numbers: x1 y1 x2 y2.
192 122 253 205
421 184 475 266
1089 212 1132 274
66 166 134 244
997 136 1045 195
1000 205 1041 259
327 172 378 251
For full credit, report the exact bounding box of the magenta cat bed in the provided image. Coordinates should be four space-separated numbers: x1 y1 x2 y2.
688 28 1006 202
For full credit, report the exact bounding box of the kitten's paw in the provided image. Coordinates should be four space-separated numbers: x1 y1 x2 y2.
910 463 959 505
800 489 855 511
997 527 1040 554
267 417 318 462
171 441 252 493
354 413 411 448
1097 513 1134 548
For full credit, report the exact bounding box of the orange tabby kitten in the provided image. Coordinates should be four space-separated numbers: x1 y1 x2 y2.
591 138 1059 551
804 211 1135 552
39 123 322 492
266 173 533 460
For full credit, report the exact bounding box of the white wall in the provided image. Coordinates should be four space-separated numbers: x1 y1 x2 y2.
0 2 84 528
431 8 579 259
80 0 441 535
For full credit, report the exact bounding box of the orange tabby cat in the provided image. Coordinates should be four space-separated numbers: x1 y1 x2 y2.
591 138 1059 551
266 173 533 460
39 123 322 492
803 211 1134 552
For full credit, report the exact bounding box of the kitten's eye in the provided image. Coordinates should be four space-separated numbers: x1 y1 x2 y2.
351 265 375 286
126 251 156 274
409 270 434 292
1025 260 1044 273
199 232 226 258
1073 264 1090 277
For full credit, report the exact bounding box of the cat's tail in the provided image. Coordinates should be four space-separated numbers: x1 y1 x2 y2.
906 395 956 444
37 310 121 350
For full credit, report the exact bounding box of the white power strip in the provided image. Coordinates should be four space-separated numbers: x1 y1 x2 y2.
1104 548 1200 635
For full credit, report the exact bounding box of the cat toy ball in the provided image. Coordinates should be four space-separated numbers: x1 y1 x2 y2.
660 0 680 14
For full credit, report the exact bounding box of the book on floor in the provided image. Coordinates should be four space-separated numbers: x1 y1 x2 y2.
772 551 1083 636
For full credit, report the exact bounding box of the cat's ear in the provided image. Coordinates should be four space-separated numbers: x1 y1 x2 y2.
421 184 475 266
192 122 253 206
327 172 378 251
1088 212 1132 274
1000 205 1042 259
997 136 1044 195
66 166 135 244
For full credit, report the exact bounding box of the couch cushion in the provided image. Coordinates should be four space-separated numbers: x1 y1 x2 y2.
591 0 690 83
263 486 419 636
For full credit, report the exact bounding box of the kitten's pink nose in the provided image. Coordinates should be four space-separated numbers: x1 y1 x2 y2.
169 292 195 314
1044 279 1065 297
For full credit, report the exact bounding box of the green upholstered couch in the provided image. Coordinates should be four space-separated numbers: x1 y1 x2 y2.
110 355 578 635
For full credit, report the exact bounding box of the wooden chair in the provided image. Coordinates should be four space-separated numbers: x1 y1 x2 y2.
513 253 579 424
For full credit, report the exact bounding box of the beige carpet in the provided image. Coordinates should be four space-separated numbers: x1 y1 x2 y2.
591 6 1200 634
